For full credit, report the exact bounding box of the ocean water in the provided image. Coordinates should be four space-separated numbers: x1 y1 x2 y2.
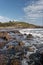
19 28 43 65
19 28 43 44
19 28 43 54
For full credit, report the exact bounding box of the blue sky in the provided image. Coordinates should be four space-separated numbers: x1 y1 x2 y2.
0 0 43 26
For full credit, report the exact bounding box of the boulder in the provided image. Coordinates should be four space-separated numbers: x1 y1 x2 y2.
28 47 34 52
18 41 25 46
27 46 36 52
40 50 43 65
10 59 21 65
0 54 8 65
29 53 41 65
15 45 22 52
0 42 6 48
6 45 14 50
0 32 3 37
0 32 12 41
14 30 20 34
27 34 33 39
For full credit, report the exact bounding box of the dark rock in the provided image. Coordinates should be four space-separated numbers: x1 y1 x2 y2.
27 34 33 39
18 41 25 46
29 53 41 65
10 59 21 65
14 30 20 34
40 51 43 65
0 42 6 48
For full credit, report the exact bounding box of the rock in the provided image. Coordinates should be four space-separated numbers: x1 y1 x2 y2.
0 32 12 41
10 59 21 65
6 45 14 50
3 32 12 41
14 30 20 34
24 34 27 35
0 54 8 65
29 52 43 65
28 47 35 52
15 45 22 52
40 50 43 65
0 42 6 48
27 46 36 52
18 41 25 46
27 34 33 39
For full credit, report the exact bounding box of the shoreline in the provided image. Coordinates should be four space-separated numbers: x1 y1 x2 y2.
0 27 43 29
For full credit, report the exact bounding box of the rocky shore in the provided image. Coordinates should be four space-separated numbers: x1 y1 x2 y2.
0 29 43 65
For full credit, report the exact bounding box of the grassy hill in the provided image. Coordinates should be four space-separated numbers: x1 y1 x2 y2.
0 21 43 28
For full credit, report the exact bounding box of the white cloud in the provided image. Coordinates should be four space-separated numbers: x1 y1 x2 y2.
0 16 23 23
0 16 11 22
23 0 43 25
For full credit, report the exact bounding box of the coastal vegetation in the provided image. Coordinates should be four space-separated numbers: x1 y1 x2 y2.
0 21 43 28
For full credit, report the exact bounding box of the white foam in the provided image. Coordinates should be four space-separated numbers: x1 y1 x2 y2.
19 28 43 38
22 59 28 65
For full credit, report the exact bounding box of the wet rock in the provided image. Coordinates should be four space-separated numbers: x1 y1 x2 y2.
39 50 43 65
15 45 23 52
24 34 27 35
27 34 33 39
27 46 36 52
35 44 43 49
10 59 21 65
18 41 25 47
0 42 6 48
0 32 3 37
0 54 8 65
29 52 42 65
6 45 14 50
28 47 34 52
0 32 12 41
40 54 43 65
3 32 12 41
14 30 20 34
21 59 28 65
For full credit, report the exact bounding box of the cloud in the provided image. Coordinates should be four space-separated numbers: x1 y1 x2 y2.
23 0 43 25
0 16 23 23
0 16 11 22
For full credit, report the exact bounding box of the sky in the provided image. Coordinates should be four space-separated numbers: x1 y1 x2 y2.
0 0 43 26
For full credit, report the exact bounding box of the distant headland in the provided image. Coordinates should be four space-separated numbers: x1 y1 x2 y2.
0 21 43 28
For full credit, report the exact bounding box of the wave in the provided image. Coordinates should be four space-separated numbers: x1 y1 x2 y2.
19 28 43 38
